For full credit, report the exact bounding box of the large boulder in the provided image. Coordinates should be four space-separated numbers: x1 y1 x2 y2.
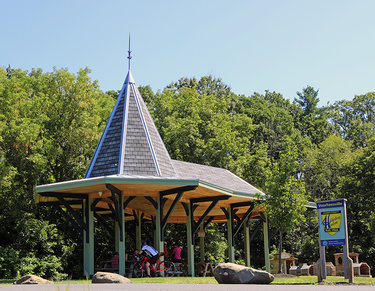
213 263 274 284
92 272 131 284
13 274 54 284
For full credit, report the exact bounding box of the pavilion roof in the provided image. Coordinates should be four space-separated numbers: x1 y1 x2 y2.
35 69 270 223
85 71 176 178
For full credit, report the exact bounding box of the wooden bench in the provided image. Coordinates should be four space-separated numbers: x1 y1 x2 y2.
166 263 184 277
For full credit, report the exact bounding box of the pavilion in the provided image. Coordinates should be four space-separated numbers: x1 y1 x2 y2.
35 64 271 277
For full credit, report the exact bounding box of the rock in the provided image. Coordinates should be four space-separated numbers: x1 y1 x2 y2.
13 274 54 284
213 263 274 284
92 272 131 284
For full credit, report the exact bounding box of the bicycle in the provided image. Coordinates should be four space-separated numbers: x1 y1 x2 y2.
129 252 173 277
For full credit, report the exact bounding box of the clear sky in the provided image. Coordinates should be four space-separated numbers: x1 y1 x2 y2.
2 0 375 105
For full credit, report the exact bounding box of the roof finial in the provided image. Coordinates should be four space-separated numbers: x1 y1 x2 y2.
127 34 132 71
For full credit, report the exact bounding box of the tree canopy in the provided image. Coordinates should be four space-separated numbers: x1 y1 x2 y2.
0 66 374 278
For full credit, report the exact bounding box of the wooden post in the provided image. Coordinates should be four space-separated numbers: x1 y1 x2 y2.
186 202 195 276
244 218 251 267
263 214 270 273
136 210 142 250
227 207 235 263
200 224 205 263
118 195 126 276
115 221 119 252
318 246 326 282
155 195 164 276
83 198 94 278
343 202 354 283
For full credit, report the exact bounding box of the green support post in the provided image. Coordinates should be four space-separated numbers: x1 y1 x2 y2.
244 218 251 267
155 196 163 253
186 202 195 276
227 207 235 263
115 221 119 252
200 224 205 263
83 198 94 278
263 213 270 273
118 195 125 276
155 195 164 276
136 210 142 250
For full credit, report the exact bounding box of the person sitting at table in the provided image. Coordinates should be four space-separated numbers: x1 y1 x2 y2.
164 241 169 259
111 252 119 269
172 243 182 263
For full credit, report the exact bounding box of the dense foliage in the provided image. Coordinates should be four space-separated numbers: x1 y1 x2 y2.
0 67 374 278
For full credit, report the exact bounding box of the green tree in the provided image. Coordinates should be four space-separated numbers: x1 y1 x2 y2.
302 135 354 201
263 139 308 273
339 136 375 272
329 92 375 148
148 78 257 178
0 66 114 278
294 86 332 145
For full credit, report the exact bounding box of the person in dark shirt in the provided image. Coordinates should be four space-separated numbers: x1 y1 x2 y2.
136 241 159 277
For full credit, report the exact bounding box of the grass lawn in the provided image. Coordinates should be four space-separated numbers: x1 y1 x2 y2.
2 276 374 285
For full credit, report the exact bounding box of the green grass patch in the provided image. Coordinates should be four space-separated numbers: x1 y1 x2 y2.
130 276 217 284
2 275 374 285
273 276 375 285
0 279 14 284
55 279 91 284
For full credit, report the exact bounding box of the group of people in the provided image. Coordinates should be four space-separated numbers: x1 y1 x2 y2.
111 241 181 277
164 241 182 263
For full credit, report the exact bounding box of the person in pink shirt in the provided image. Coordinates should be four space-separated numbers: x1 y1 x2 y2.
172 243 181 263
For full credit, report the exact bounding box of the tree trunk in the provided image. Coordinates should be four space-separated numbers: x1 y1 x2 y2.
278 230 283 273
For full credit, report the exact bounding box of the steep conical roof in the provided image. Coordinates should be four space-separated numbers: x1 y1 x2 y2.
85 71 176 178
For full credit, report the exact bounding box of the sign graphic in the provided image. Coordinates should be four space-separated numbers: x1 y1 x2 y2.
321 210 341 235
317 200 346 246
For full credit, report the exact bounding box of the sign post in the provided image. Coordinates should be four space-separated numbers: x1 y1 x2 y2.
316 199 353 283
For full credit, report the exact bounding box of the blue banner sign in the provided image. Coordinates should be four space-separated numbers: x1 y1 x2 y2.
317 200 346 246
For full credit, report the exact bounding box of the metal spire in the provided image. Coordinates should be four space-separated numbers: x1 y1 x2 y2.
127 34 132 71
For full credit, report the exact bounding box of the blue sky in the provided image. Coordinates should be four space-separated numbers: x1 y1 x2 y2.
2 0 375 105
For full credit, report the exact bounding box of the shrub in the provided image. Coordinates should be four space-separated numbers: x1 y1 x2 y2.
19 253 66 280
0 246 20 279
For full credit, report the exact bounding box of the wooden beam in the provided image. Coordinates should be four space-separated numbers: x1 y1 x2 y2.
193 200 219 235
57 196 87 233
221 207 229 219
161 192 183 231
233 204 254 237
203 216 214 229
190 195 229 204
160 185 197 196
231 201 253 208
55 206 82 235
105 183 121 196
39 200 83 206
39 192 87 199
91 198 102 211
145 196 157 209
124 196 135 209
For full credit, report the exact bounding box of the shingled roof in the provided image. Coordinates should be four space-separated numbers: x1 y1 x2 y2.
172 160 261 195
82 70 264 197
84 71 176 178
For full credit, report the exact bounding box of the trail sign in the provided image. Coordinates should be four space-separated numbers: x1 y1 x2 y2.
317 200 346 246
316 199 353 283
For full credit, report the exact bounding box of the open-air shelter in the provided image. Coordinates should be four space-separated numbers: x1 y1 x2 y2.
35 68 271 277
